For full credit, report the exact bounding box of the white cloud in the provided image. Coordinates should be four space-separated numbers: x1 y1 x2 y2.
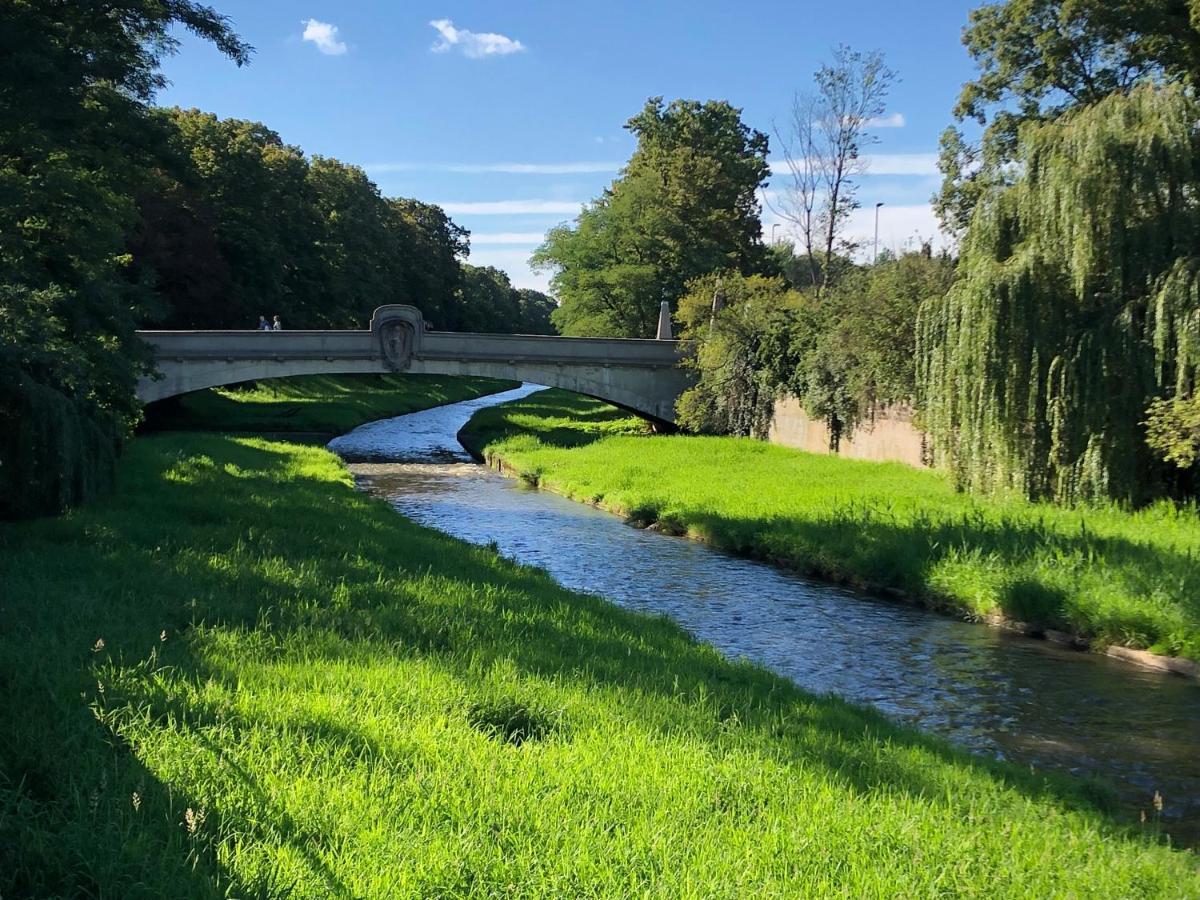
471 232 548 244
366 161 618 175
430 19 526 58
302 19 347 55
437 199 582 215
767 152 938 178
866 112 906 129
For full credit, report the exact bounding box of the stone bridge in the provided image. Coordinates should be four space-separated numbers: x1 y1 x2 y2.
137 304 691 422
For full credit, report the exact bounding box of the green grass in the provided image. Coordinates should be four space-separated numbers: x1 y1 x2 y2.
144 373 519 434
3 430 1198 893
460 389 1200 663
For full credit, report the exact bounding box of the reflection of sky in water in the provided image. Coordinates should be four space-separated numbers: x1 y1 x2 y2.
331 386 1200 843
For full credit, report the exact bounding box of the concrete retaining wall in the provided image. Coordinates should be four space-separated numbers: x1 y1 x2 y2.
767 396 928 468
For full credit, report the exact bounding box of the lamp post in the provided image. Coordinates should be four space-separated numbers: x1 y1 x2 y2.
771 223 780 244
873 202 884 263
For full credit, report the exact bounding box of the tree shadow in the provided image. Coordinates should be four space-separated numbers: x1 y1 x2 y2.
647 502 1200 640
459 389 650 455
4 429 1186 896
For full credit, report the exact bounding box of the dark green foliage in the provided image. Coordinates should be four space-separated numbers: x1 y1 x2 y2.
0 1 248 519
936 0 1200 231
455 265 557 335
3 4 554 519
535 98 770 337
677 253 952 443
128 109 556 335
789 250 955 442
0 369 118 519
919 84 1200 503
674 274 802 436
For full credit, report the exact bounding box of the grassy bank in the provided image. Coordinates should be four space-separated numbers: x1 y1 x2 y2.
3 410 1197 893
144 373 518 434
460 389 1200 663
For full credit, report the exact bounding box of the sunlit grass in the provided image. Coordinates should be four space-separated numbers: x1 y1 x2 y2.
462 389 1200 662
145 373 519 434
3 431 1197 895
3 378 1197 895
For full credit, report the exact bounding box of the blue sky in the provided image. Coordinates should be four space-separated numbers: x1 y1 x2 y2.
159 1 982 290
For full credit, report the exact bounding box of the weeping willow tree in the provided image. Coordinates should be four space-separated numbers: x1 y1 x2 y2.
918 83 1200 504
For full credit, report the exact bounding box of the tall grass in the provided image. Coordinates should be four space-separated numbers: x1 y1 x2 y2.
144 373 518 434
4 431 1197 894
461 389 1200 662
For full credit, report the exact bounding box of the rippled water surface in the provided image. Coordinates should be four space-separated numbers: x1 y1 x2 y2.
330 385 1200 843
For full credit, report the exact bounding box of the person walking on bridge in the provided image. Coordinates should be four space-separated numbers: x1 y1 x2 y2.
257 315 269 330
272 315 283 331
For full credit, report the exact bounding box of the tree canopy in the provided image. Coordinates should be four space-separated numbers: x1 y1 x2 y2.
1 6 556 518
534 98 770 337
936 0 1200 232
919 83 1200 503
0 1 248 517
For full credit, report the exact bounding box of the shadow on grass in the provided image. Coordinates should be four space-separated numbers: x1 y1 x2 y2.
0 430 1173 894
663 504 1199 643
459 389 649 454
460 389 1199 642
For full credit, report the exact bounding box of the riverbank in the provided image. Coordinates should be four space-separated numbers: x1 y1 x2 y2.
459 389 1200 669
142 373 519 435
3 395 1198 894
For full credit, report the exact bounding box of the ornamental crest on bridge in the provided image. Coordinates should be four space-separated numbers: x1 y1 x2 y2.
370 305 423 372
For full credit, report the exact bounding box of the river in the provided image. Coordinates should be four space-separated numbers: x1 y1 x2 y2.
328 384 1200 844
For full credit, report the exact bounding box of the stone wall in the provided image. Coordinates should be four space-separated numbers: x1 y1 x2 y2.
766 396 928 468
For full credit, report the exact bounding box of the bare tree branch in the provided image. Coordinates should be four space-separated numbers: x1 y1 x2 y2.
775 45 895 298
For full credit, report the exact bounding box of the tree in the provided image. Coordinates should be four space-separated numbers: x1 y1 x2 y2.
918 84 1200 503
1146 395 1200 472
535 98 770 337
800 250 955 438
131 112 477 332
936 0 1200 232
386 198 469 329
774 46 895 295
515 288 557 334
0 2 248 517
675 274 803 436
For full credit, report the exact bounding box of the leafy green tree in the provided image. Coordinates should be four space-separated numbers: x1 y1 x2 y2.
516 288 557 334
132 113 478 332
535 98 770 337
1146 395 1200 472
143 109 325 327
675 274 803 435
919 84 1200 503
0 1 248 517
455 265 524 334
937 0 1200 231
386 198 469 329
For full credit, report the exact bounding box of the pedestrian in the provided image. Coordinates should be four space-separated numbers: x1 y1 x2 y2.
257 315 269 330
272 315 283 331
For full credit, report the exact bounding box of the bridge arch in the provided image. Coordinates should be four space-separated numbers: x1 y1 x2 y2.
137 305 691 423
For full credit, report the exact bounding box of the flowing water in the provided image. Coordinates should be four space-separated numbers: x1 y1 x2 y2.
328 385 1200 844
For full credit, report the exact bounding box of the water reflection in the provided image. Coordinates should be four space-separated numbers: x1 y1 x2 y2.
331 385 1200 843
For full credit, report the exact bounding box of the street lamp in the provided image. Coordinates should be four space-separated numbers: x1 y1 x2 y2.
873 202 884 263
771 223 780 244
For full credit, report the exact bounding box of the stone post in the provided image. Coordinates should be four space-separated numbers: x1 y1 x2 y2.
655 300 673 340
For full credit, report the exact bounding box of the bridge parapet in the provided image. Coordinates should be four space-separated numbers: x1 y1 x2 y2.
137 305 691 422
